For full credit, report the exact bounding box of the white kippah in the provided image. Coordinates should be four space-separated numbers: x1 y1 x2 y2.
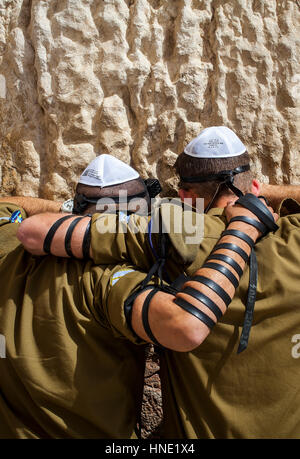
184 126 246 158
78 154 139 187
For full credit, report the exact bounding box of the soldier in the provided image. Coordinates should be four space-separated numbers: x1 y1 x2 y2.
1 151 276 439
16 128 299 438
0 155 155 439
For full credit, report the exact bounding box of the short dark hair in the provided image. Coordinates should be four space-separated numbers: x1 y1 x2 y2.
75 177 150 215
175 151 253 196
76 177 147 198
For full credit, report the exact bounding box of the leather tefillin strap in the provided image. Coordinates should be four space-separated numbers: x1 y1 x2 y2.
134 162 279 352
179 165 250 185
141 287 163 347
43 215 75 254
124 179 278 352
173 256 241 332
124 209 173 349
233 193 279 353
73 191 148 215
64 217 83 257
179 165 250 213
178 164 278 352
173 194 278 354
82 219 91 259
43 215 92 258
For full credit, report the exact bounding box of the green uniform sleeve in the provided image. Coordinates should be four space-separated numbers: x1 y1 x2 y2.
99 263 156 344
0 203 27 259
90 212 156 270
90 200 227 275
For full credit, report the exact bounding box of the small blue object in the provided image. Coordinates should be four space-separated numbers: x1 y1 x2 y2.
10 210 23 223
119 211 130 224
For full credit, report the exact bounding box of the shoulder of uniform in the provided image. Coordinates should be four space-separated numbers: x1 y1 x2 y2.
278 198 300 217
0 203 26 222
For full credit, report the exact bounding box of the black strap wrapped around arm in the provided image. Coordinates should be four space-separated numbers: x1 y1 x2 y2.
124 285 154 327
170 274 191 292
182 286 223 319
206 253 243 278
64 217 83 257
213 242 248 262
202 262 239 289
237 249 258 353
190 275 232 307
228 216 267 235
235 193 278 232
221 229 255 249
174 297 215 329
82 219 91 258
141 287 164 348
43 215 75 254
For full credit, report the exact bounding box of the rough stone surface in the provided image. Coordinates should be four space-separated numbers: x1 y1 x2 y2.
0 0 299 200
0 0 300 437
140 345 163 439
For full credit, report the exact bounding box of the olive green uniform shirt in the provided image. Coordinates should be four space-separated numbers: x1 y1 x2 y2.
90 198 300 438
0 203 149 439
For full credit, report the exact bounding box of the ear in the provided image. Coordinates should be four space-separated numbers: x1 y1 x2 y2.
251 179 261 196
178 188 194 201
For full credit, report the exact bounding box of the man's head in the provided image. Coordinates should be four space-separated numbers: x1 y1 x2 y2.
73 154 151 216
175 126 260 210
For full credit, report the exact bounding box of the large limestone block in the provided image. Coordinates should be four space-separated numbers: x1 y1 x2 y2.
0 0 299 199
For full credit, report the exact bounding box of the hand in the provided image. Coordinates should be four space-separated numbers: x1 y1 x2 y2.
225 195 279 224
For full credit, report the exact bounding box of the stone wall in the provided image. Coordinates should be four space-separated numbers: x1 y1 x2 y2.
0 0 299 200
0 0 300 439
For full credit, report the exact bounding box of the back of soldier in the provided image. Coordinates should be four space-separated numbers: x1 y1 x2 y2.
159 211 300 438
0 203 145 439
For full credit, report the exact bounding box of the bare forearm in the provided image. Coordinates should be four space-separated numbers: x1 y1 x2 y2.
132 195 279 352
17 213 91 257
132 220 259 351
0 196 62 216
17 211 150 266
176 220 257 330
